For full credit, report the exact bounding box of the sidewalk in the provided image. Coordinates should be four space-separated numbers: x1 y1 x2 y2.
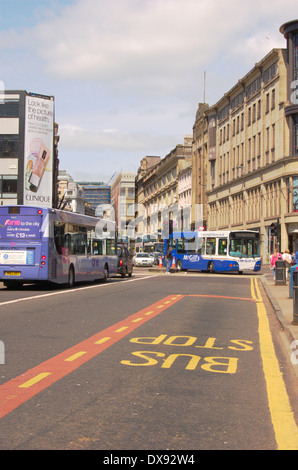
261 272 298 346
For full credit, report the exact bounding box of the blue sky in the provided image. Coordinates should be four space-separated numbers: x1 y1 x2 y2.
0 0 297 183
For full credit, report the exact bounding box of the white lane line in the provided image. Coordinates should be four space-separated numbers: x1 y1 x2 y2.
0 275 159 307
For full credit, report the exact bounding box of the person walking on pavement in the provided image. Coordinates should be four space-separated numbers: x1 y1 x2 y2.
282 249 292 280
166 245 173 274
270 248 282 280
295 249 298 265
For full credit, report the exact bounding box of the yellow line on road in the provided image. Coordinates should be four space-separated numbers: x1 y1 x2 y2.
94 337 111 344
19 373 52 388
252 278 298 449
65 351 87 362
115 327 128 333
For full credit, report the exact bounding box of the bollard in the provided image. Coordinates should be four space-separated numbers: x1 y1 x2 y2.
275 260 286 285
289 265 298 298
293 271 298 325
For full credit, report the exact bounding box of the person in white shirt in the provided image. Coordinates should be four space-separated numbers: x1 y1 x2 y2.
282 249 292 280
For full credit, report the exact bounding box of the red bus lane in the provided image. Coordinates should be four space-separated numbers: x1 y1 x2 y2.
0 295 184 418
0 291 254 419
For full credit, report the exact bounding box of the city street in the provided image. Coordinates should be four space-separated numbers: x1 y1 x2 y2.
0 268 298 452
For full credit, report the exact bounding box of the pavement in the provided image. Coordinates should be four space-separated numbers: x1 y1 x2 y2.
261 267 298 348
150 263 298 348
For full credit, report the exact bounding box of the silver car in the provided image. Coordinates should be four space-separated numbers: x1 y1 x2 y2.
133 253 153 267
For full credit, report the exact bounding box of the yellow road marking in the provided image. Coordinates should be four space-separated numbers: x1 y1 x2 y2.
145 311 154 315
94 337 111 344
115 327 128 333
252 278 298 449
65 351 87 362
132 318 143 323
19 373 51 388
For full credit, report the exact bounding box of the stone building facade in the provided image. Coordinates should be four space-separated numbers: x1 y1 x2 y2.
191 20 298 264
136 137 192 238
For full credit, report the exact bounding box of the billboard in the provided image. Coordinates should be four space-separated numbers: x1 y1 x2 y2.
23 95 54 207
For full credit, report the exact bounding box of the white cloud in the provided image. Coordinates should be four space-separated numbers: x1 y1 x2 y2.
59 123 178 153
1 0 297 180
15 0 291 95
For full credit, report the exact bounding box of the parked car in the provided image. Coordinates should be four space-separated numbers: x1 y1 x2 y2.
116 244 133 277
133 252 153 267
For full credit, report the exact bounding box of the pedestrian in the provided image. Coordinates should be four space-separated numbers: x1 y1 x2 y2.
166 246 172 274
270 248 282 280
295 249 298 265
282 249 292 279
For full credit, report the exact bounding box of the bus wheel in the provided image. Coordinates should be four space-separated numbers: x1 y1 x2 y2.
208 261 215 273
176 260 182 271
68 266 75 288
103 264 109 281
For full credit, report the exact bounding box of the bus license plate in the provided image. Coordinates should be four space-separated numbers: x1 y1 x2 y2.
4 271 21 276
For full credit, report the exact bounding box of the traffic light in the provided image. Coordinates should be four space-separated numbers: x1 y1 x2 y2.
270 222 279 236
162 219 173 238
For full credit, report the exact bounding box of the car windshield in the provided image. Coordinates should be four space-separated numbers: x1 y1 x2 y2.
137 253 150 258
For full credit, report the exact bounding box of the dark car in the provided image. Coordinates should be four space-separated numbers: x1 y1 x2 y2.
116 244 133 278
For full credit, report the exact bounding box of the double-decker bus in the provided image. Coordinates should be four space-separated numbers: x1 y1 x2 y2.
0 205 117 288
164 230 261 273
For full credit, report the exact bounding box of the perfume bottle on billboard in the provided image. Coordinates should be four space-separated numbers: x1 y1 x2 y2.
25 153 37 190
29 144 50 192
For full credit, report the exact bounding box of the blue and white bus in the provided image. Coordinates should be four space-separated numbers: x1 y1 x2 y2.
164 230 261 273
0 205 117 288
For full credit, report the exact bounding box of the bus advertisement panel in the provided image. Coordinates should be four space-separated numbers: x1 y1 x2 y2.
0 206 117 288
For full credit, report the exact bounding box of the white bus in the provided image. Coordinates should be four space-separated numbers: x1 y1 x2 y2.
0 205 117 288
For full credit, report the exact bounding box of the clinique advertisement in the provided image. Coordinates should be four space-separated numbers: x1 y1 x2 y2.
23 95 54 207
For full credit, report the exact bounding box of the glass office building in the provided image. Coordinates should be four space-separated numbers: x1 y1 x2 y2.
76 182 111 211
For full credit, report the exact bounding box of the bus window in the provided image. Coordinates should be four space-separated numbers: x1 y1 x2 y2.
93 239 103 255
106 239 116 255
198 237 206 255
206 238 216 255
176 239 186 254
186 237 196 254
218 238 228 256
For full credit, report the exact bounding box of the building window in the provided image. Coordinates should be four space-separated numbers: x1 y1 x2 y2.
264 62 278 84
271 89 275 110
293 33 298 81
248 107 251 126
294 115 298 155
266 93 270 113
0 135 19 157
0 175 17 198
0 100 19 117
257 99 261 120
252 103 256 123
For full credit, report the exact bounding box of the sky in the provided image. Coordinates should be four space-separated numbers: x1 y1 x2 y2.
0 0 297 184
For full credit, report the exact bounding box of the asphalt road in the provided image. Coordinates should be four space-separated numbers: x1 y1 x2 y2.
0 269 297 452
